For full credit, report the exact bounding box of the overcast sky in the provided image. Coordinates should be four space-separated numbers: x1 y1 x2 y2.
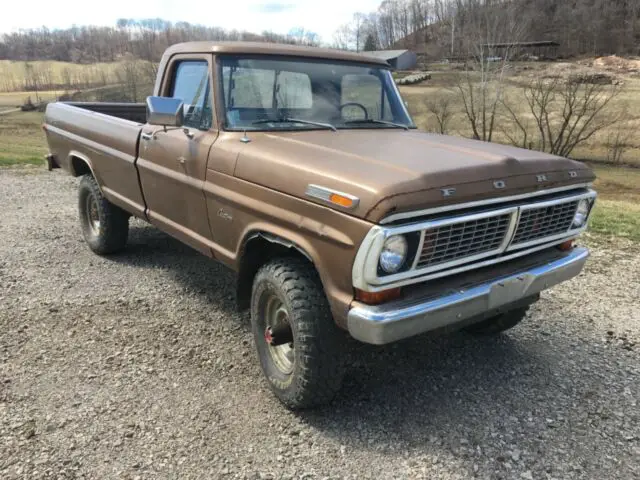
0 0 381 44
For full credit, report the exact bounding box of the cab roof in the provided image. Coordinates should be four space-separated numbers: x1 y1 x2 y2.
163 42 391 66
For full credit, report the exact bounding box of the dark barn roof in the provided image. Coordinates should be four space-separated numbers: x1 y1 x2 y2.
481 41 560 48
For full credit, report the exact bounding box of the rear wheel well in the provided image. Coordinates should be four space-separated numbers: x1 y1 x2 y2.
71 156 92 177
236 233 314 311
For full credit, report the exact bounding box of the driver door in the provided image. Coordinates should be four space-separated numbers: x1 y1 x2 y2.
137 55 218 255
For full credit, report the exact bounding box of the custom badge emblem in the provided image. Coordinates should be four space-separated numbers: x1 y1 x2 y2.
217 208 233 221
441 188 456 197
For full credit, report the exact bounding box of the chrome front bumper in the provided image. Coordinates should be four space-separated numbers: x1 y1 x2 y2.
348 247 590 345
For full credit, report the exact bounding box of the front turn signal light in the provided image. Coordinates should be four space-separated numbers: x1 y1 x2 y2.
355 287 401 305
558 240 575 251
329 193 355 208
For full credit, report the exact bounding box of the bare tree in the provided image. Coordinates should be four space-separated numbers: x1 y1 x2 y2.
605 129 632 164
425 94 455 134
352 13 367 52
23 62 41 103
502 77 624 158
456 1 527 142
115 54 140 102
333 23 353 50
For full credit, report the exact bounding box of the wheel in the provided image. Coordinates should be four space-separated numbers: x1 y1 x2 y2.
464 306 530 335
250 257 344 410
78 174 129 255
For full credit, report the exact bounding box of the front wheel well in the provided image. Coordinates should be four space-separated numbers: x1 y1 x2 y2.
236 233 314 311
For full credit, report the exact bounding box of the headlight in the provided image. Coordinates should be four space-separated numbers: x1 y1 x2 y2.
379 235 408 274
572 199 592 229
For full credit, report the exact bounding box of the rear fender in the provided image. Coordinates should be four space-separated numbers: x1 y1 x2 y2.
68 151 104 192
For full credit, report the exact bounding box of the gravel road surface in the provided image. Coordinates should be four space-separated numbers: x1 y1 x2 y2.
1 168 639 479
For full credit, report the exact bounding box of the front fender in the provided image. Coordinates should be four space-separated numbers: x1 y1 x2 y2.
203 171 374 326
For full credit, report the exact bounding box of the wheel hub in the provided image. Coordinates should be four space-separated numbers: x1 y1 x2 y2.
264 296 295 375
264 323 294 347
86 194 100 234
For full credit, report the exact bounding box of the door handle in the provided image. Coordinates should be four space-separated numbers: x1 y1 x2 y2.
141 132 153 141
178 156 186 165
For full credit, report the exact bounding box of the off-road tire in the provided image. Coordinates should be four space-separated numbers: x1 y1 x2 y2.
464 306 530 335
78 174 129 255
250 257 344 410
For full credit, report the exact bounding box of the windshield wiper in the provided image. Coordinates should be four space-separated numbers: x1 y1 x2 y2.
343 119 409 131
252 117 337 132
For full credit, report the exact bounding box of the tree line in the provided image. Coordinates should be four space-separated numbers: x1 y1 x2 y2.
0 19 319 64
334 0 640 58
3 2 639 64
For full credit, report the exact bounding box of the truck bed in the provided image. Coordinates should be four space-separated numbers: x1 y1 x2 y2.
44 101 147 217
63 102 147 124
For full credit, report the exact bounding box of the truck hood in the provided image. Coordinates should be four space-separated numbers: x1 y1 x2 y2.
233 129 595 223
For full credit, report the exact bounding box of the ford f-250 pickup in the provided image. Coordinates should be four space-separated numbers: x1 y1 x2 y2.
44 42 597 409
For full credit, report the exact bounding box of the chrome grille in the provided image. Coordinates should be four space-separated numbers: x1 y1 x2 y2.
416 214 511 269
512 200 579 245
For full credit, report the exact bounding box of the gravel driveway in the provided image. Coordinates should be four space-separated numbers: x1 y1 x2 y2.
1 168 639 479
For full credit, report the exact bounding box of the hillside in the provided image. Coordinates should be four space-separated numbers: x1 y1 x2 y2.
356 0 640 61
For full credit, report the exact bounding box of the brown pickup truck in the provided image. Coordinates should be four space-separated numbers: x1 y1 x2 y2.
44 41 597 409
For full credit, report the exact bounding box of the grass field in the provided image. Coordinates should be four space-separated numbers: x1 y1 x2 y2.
0 60 122 93
585 165 640 241
0 90 64 109
0 111 46 166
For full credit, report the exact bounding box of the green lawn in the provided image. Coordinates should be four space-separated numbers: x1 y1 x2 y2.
588 165 640 241
590 200 640 241
0 111 47 166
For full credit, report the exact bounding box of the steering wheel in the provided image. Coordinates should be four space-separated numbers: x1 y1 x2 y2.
339 102 369 120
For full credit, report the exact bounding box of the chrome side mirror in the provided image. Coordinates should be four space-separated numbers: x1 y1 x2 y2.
146 96 184 127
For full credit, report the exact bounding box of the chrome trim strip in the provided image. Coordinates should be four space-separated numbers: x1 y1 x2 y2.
378 206 518 236
411 230 426 270
348 247 590 344
499 210 520 251
516 190 595 212
305 184 360 210
380 183 592 224
508 230 584 252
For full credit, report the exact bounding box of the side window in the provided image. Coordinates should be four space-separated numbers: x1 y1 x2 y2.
171 61 212 130
341 74 393 121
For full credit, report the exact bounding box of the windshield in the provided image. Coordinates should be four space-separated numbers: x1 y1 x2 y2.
219 55 415 131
